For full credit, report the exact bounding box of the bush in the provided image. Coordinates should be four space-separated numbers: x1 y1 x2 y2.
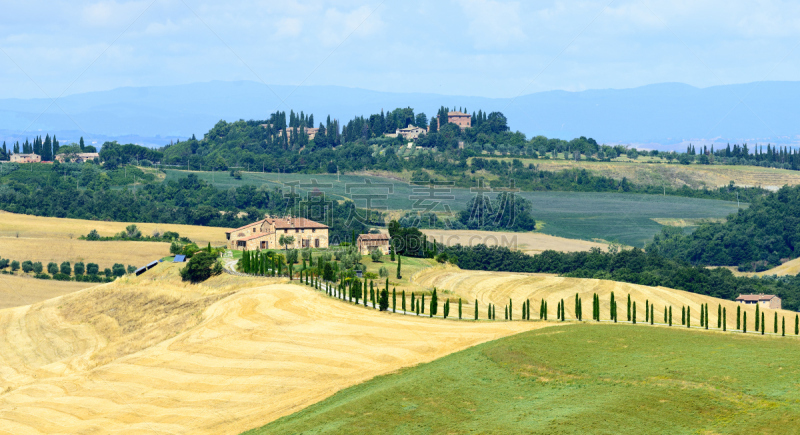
180 251 223 283
371 249 383 262
34 272 51 280
86 229 101 241
60 261 71 275
52 273 71 281
10 260 19 271
104 268 113 278
47 262 58 274
86 263 99 275
378 266 388 277
74 262 85 275
33 262 43 273
112 263 126 277
127 265 136 274
22 261 33 273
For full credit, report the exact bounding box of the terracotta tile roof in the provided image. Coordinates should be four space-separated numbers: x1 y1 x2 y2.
227 219 266 234
736 294 778 302
268 217 328 229
448 111 470 116
358 233 390 240
238 233 270 242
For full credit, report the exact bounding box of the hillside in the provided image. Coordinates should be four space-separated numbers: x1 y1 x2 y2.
413 267 796 327
249 323 800 434
0 263 542 434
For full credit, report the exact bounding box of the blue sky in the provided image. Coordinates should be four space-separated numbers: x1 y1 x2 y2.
2 0 800 99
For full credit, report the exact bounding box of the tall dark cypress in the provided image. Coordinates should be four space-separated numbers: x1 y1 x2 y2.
782 316 785 336
646 300 649 323
737 306 741 330
723 308 726 331
796 314 799 335
669 306 672 326
540 299 545 320
627 295 631 321
650 305 654 325
687 306 691 328
762 313 765 335
743 312 747 333
718 304 722 328
755 304 760 330
633 302 637 324
475 299 478 320
774 312 778 334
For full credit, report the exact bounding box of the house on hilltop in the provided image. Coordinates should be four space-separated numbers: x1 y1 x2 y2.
10 153 41 163
226 217 329 251
735 294 781 310
357 233 390 255
440 111 471 129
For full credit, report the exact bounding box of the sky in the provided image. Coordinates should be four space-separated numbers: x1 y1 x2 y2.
2 0 800 99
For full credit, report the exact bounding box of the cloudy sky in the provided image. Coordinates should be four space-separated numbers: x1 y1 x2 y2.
2 0 800 99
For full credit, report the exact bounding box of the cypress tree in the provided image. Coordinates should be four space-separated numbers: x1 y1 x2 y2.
723 308 726 331
796 314 799 335
443 300 448 319
544 301 548 320
431 288 438 316
575 294 579 321
416 300 420 316
664 307 667 324
526 298 530 320
392 288 396 313
669 306 672 326
540 299 545 319
402 290 406 313
411 292 415 313
705 304 709 330
755 304 760 330
737 305 741 330
700 304 705 327
610 291 616 319
646 300 649 323
509 299 513 321
632 302 637 324
743 312 747 333
687 306 691 328
421 294 425 314
396 256 402 279
718 304 722 329
762 313 765 335
627 295 631 321
782 316 785 336
504 305 508 320
459 298 462 319
379 288 389 311
488 304 492 320
774 312 778 334
650 305 654 325
475 299 478 320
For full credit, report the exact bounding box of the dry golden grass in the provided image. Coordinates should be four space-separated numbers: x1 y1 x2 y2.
721 257 800 278
413 266 796 328
513 159 800 190
0 237 168 269
0 210 229 245
421 229 610 255
0 274 92 309
0 264 546 434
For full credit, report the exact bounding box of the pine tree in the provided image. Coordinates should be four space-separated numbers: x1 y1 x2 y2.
664 307 667 324
431 288 438 317
411 292 415 313
488 303 492 320
379 288 389 311
575 294 579 321
742 311 747 333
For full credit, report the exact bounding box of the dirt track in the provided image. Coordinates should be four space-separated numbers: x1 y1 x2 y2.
0 264 545 434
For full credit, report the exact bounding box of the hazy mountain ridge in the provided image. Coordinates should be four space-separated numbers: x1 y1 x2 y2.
1 80 798 149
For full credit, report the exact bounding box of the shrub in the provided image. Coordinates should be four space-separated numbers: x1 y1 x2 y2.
378 266 388 277
180 251 223 283
10 260 19 271
22 261 34 273
74 262 85 275
104 268 113 278
52 273 71 281
112 263 125 277
33 262 43 274
371 249 383 262
47 262 58 274
86 263 99 275
127 265 136 274
86 229 101 240
60 261 71 276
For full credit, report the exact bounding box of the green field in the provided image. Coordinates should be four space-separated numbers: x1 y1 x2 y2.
245 324 800 435
164 170 741 247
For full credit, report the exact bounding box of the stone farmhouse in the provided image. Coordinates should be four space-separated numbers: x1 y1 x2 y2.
357 233 391 255
55 152 100 163
387 124 427 140
735 294 781 310
10 153 41 163
438 111 472 129
226 217 329 251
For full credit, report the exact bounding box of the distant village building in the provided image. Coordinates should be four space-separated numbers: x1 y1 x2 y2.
55 152 100 163
10 153 41 163
261 124 320 140
438 111 472 129
394 124 427 140
226 217 329 251
735 294 781 310
357 233 391 255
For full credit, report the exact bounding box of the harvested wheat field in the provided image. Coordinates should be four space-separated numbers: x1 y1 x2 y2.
725 257 800 278
421 229 610 255
0 237 167 270
414 266 796 329
0 210 228 245
0 274 92 309
521 159 800 190
0 263 546 434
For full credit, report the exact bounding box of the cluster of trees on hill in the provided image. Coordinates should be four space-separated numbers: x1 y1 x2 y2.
0 256 128 282
647 184 800 270
440 244 800 311
0 163 375 242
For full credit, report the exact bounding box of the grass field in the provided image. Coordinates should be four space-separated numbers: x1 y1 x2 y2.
0 264 544 434
164 170 740 247
413 267 796 328
508 158 800 190
249 323 800 434
421 229 612 254
0 237 167 270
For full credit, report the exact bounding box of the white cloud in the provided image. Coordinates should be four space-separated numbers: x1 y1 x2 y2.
275 17 303 38
319 5 383 46
458 0 527 49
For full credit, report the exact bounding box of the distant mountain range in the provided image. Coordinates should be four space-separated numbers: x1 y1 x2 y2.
1 80 799 149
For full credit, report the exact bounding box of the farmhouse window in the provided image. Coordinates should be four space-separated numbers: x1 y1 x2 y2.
315 239 320 248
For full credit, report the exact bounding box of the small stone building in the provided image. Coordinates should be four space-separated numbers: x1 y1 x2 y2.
735 294 781 310
357 233 390 255
55 152 99 163
226 217 329 251
10 153 41 163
